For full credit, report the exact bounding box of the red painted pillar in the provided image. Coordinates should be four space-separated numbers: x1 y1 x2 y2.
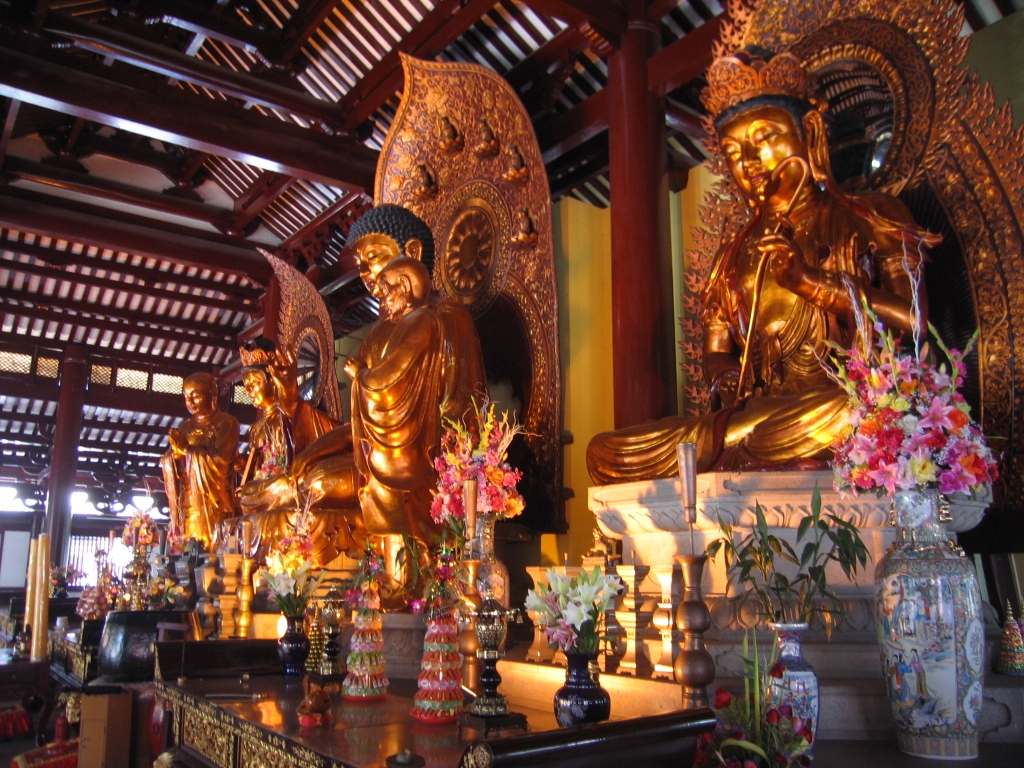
607 0 672 428
45 345 89 565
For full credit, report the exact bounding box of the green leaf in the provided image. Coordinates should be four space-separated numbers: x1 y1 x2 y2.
797 515 813 542
811 483 822 516
720 739 770 762
756 503 769 542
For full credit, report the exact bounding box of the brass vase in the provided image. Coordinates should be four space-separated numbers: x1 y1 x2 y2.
673 554 714 709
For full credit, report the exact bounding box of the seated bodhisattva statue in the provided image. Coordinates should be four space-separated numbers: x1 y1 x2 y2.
344 205 488 542
236 340 353 557
161 372 240 549
587 49 939 483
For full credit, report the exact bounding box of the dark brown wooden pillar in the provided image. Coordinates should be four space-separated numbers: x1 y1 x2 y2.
45 345 89 565
607 0 672 428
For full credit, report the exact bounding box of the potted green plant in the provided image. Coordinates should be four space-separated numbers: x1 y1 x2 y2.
706 487 868 761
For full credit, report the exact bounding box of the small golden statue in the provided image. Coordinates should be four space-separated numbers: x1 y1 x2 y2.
438 115 464 153
346 205 487 540
160 373 239 549
412 163 438 198
236 340 357 559
502 144 529 183
473 117 499 158
511 207 538 247
587 50 939 483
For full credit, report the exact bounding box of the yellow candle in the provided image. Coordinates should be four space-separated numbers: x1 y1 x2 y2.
31 534 49 661
24 537 37 638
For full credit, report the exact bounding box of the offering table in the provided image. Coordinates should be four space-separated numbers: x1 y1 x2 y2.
155 674 714 768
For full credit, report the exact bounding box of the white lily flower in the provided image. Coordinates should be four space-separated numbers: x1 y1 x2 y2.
563 600 590 631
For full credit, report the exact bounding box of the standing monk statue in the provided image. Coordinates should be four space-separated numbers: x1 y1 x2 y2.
345 205 487 540
161 372 239 549
587 50 939 483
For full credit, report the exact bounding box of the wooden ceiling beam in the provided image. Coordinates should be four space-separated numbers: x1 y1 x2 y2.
0 376 187 417
2 156 238 231
51 130 195 187
648 15 723 96
0 254 254 317
0 45 377 192
14 414 175 440
339 0 500 130
519 0 626 33
536 88 608 163
278 0 341 63
0 288 236 342
0 329 212 378
0 236 261 303
233 171 294 232
0 99 19 166
44 13 355 136
0 189 272 282
121 0 278 58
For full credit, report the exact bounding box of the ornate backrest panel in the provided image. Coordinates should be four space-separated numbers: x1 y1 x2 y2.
375 54 563 531
264 253 343 421
682 0 1024 543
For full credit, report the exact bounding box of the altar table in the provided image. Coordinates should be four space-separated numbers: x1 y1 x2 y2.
155 674 714 768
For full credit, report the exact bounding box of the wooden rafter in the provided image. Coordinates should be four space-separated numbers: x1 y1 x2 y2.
0 45 377 191
338 0 502 130
0 189 272 282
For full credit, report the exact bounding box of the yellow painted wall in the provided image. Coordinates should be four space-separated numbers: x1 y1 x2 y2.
541 197 615 567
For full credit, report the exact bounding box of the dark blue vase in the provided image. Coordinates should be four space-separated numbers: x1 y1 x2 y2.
554 653 610 727
278 615 309 677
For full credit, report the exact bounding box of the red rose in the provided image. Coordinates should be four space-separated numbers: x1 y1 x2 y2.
798 757 812 767
773 753 787 765
769 662 785 678
765 708 779 724
714 688 733 709
798 726 814 744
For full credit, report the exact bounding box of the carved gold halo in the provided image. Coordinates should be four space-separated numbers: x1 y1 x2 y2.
445 203 497 298
437 181 511 316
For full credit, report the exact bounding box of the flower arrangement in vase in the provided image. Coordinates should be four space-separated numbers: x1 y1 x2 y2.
49 565 84 598
122 510 158 550
697 632 813 768
261 510 324 677
829 314 997 759
707 489 869 756
525 567 622 727
431 399 525 605
830 315 997 496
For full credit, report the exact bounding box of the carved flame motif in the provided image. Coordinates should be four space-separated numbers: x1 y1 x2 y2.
445 206 494 295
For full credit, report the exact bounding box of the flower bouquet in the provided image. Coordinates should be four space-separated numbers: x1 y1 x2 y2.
430 399 525 549
524 567 622 655
261 511 324 617
49 565 84 598
697 633 812 768
830 315 997 496
122 510 157 549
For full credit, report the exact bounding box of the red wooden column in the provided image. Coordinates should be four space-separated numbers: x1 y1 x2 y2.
45 345 89 565
606 0 672 428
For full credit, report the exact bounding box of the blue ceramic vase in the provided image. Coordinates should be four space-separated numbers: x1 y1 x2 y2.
766 622 819 757
875 488 984 759
554 652 610 727
278 615 310 677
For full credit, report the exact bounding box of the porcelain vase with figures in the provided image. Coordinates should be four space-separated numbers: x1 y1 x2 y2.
875 488 985 760
766 622 819 757
473 513 510 608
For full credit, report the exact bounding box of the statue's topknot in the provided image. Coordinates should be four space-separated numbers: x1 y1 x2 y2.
348 204 435 272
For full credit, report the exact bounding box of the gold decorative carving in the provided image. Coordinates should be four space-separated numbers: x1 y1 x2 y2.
239 736 316 768
682 0 1024 501
446 205 497 297
183 707 233 768
376 54 564 524
459 742 493 768
439 115 465 153
263 254 343 421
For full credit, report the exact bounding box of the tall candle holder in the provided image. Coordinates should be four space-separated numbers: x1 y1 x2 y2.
673 441 714 708
650 564 676 679
459 558 483 695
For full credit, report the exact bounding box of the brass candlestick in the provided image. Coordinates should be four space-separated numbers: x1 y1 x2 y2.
234 556 255 639
459 558 483 695
674 554 715 709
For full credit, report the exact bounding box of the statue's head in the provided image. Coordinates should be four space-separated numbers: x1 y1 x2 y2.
238 338 277 408
703 50 831 212
377 256 432 322
348 205 435 299
183 372 218 418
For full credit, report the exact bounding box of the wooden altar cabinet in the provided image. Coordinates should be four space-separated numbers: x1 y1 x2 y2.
154 674 715 768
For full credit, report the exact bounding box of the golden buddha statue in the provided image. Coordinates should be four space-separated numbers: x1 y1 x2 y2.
587 50 940 484
345 205 487 540
236 340 356 559
160 372 239 549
